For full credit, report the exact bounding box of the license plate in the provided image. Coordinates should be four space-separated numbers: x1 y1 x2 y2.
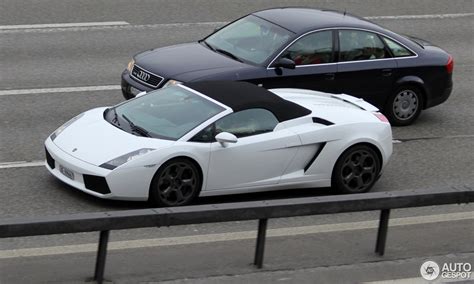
130 86 142 96
59 165 75 180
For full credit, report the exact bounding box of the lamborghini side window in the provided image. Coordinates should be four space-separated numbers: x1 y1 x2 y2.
190 124 215 143
215 108 278 138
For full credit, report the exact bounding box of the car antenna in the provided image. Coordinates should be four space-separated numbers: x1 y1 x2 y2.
343 9 347 16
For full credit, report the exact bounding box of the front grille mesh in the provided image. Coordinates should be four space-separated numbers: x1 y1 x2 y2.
130 65 163 87
83 175 111 194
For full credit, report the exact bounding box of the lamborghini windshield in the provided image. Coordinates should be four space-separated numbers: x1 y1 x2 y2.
106 86 225 140
203 15 294 65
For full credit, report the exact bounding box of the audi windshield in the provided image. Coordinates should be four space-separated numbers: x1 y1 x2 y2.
203 15 294 65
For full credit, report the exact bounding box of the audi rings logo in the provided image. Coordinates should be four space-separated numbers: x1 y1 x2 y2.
136 70 150 82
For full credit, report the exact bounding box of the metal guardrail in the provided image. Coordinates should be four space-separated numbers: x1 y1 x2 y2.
1 186 473 284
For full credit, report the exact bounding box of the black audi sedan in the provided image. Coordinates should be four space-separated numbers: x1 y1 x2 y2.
121 8 453 126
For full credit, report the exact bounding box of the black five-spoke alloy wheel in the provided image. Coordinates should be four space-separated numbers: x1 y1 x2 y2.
385 85 423 126
150 158 201 207
332 145 381 194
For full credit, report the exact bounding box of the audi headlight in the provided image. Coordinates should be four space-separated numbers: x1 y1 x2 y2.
99 148 155 170
50 113 85 141
127 59 135 72
163 80 183 88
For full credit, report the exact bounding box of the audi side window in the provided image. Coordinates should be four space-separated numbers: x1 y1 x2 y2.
215 109 278 138
280 31 334 66
338 30 390 62
383 37 414 57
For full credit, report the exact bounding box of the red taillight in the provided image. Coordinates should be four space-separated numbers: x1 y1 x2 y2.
446 55 454 74
373 112 390 123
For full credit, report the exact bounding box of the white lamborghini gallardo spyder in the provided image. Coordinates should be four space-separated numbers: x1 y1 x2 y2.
45 81 392 206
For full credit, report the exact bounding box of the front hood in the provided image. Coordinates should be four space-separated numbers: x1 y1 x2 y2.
52 108 175 166
135 42 247 78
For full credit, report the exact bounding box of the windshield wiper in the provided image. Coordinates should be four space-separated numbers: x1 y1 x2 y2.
200 40 216 52
214 48 243 63
121 114 151 137
109 107 120 127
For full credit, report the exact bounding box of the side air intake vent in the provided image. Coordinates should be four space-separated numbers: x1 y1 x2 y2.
312 117 334 126
304 142 327 172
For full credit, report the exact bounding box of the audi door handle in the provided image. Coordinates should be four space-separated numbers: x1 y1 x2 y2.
325 73 335 80
382 69 392 76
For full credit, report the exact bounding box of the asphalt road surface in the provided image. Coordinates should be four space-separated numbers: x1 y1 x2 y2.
1 1 473 283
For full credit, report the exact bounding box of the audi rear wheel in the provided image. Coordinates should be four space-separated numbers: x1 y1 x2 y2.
385 85 423 126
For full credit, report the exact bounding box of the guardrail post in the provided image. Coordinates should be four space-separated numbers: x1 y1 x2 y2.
254 218 268 268
94 230 110 284
375 209 390 256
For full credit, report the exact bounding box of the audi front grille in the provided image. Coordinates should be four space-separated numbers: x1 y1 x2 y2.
130 65 164 88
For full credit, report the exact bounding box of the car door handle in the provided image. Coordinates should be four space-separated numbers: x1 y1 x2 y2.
324 73 335 80
382 69 392 76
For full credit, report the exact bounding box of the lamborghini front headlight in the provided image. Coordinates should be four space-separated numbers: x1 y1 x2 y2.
99 148 155 170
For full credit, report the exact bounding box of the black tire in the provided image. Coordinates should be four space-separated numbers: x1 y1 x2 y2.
332 145 381 194
384 85 423 126
149 158 202 207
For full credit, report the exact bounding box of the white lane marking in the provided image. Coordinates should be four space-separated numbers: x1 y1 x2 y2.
0 13 472 33
0 21 130 30
0 85 121 96
366 13 474 20
0 211 472 259
364 275 474 283
133 21 227 29
0 160 44 169
0 21 226 34
393 135 474 144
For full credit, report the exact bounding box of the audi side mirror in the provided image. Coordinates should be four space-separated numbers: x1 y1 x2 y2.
274 58 296 69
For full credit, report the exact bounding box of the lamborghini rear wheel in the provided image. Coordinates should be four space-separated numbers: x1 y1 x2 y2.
332 144 381 194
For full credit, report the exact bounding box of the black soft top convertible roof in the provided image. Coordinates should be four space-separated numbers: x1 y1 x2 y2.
184 81 311 122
